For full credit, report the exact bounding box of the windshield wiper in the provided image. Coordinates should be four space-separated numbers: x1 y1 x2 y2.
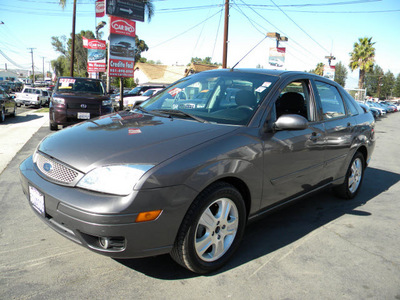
154 109 208 123
135 106 171 118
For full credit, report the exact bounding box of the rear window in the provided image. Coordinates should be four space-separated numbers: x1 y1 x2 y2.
55 78 105 95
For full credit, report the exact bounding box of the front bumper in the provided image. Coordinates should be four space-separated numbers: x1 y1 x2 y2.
19 156 196 258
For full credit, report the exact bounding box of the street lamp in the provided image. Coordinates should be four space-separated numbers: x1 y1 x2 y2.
267 32 288 48
96 21 106 39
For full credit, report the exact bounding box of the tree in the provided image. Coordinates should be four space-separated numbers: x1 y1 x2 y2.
380 71 395 100
394 74 400 97
189 57 221 66
308 62 324 76
333 61 348 87
349 37 375 90
365 65 383 97
51 30 96 77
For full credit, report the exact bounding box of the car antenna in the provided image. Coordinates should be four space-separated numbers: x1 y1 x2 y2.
230 35 268 71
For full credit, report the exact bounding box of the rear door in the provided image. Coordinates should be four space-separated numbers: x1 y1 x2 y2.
261 76 326 207
312 79 357 181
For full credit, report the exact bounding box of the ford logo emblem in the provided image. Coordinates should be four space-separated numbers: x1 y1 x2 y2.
81 104 87 109
43 162 53 172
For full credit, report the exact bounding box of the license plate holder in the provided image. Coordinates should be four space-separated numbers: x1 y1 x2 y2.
77 112 90 120
29 186 45 215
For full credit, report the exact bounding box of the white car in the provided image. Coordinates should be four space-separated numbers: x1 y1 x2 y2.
124 88 163 109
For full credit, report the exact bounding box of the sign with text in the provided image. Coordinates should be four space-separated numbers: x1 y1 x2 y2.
268 47 286 69
108 16 136 78
96 0 105 18
106 0 145 22
82 37 106 73
323 65 336 80
110 15 136 37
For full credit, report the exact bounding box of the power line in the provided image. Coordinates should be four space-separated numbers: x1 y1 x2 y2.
269 0 331 54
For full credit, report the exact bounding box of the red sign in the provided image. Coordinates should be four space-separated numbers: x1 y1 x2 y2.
82 37 106 73
110 16 136 38
82 37 106 50
96 0 105 18
108 59 135 77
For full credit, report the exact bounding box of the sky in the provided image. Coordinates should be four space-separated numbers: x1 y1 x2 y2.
1 0 399 88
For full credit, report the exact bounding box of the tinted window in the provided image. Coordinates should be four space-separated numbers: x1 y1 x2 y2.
315 81 346 119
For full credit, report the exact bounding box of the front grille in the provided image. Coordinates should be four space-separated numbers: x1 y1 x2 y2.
35 152 80 184
67 103 100 109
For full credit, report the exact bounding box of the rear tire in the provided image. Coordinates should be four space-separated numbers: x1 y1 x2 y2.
50 120 58 131
171 182 246 274
334 152 365 199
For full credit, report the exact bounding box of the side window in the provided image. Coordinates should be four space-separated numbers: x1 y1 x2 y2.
343 93 360 116
315 81 346 120
275 80 312 121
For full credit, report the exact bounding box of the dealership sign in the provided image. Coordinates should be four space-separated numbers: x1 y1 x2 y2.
82 37 106 73
108 16 136 78
95 0 105 18
268 47 286 69
110 15 136 37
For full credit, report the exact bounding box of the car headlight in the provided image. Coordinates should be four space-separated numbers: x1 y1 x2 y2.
76 165 154 196
53 97 65 105
102 99 112 106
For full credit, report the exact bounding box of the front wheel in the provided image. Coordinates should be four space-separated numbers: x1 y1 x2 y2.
171 182 246 274
0 107 5 122
334 152 365 199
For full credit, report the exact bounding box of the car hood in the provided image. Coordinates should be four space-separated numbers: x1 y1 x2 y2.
38 111 237 173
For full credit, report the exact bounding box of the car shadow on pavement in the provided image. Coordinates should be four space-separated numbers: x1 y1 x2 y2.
115 167 400 279
3 113 44 125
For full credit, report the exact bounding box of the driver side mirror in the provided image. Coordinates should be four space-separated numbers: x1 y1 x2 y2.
274 114 308 131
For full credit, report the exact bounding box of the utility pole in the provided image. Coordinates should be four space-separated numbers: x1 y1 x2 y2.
41 56 45 81
28 48 36 84
222 0 229 69
70 0 77 77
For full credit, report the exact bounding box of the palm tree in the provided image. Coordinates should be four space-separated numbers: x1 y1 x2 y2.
349 37 375 90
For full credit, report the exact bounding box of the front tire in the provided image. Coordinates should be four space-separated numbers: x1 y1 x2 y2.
171 182 246 274
0 107 5 123
334 152 365 199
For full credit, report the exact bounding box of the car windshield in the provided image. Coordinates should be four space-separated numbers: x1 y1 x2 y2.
141 71 277 126
142 89 157 97
55 78 105 95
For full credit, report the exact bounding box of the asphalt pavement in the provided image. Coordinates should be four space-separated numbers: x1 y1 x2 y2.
0 112 399 299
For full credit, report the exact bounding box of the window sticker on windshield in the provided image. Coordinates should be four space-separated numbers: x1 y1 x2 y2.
168 88 182 97
59 78 76 89
255 82 272 93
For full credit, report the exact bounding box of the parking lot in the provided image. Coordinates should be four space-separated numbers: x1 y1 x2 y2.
1 111 399 299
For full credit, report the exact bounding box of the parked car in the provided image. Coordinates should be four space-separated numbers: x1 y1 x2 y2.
19 69 375 274
124 88 163 109
15 87 48 108
0 87 16 122
49 77 113 131
358 102 379 119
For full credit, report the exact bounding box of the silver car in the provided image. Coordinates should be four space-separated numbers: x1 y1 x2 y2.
20 69 375 273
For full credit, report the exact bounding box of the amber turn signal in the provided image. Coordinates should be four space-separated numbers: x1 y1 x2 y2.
135 210 162 223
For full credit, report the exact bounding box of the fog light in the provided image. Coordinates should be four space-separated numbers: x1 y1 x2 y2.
98 237 125 250
99 237 111 249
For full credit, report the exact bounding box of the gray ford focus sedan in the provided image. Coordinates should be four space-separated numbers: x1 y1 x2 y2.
20 69 375 273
